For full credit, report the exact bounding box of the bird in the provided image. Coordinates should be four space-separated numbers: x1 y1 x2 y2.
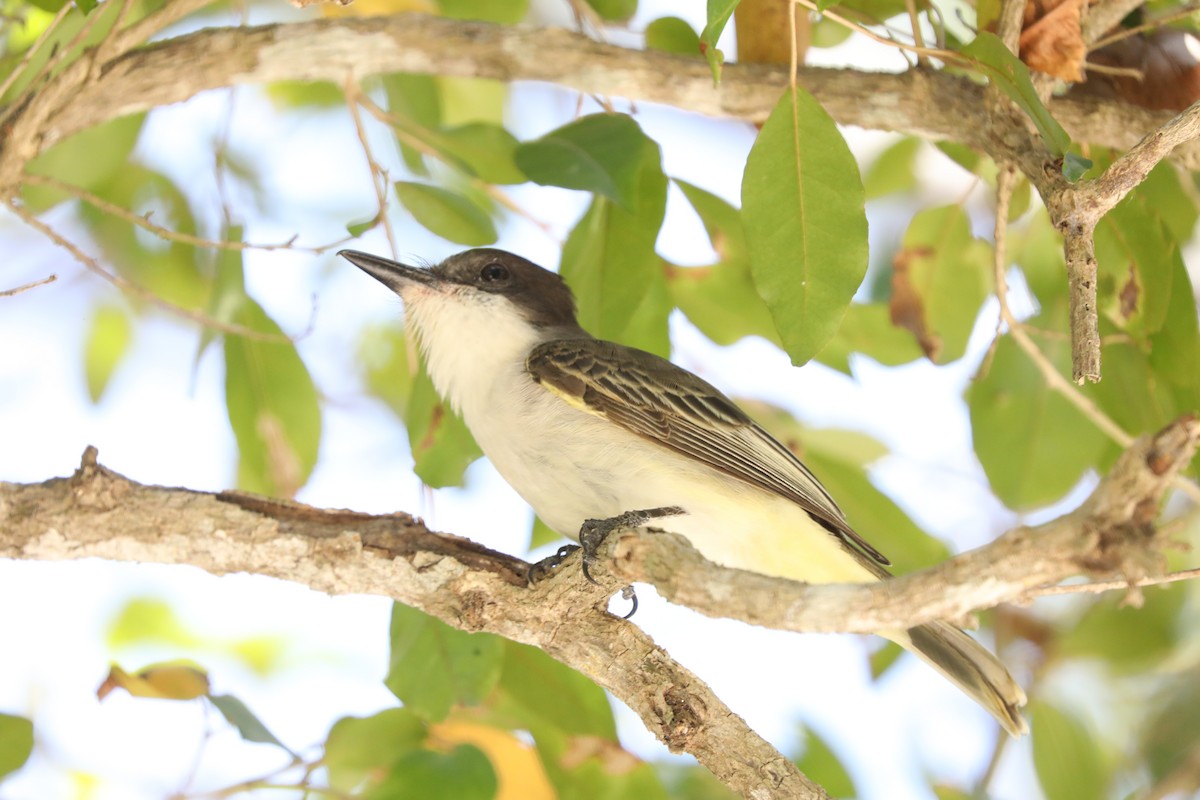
339 246 1028 736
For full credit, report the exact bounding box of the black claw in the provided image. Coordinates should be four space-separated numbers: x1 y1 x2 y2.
527 544 581 584
619 585 639 619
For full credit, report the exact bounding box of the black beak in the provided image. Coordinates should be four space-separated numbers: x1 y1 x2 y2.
338 250 443 293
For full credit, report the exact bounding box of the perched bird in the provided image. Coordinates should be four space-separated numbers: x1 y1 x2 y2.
340 247 1028 736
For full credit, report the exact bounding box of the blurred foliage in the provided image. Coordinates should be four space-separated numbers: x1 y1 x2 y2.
5 0 1200 797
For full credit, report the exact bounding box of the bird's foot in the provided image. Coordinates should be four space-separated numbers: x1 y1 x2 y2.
526 544 581 584
578 505 685 585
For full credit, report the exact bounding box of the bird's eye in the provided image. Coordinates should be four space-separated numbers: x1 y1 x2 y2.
480 263 509 282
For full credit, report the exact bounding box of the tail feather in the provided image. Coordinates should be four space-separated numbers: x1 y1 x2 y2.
897 621 1028 736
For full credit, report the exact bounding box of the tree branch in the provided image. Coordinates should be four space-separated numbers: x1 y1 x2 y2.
0 447 825 800
2 415 1195 796
595 415 1199 631
5 13 1200 200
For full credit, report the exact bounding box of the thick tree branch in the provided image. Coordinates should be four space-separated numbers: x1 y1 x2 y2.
2 416 1195 794
0 447 824 800
5 13 1200 200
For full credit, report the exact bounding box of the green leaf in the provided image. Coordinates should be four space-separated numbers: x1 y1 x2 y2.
810 16 854 47
74 0 97 13
325 709 428 793
742 87 869 366
869 640 904 679
439 78 507 127
1031 701 1109 800
1058 584 1185 672
864 137 921 199
1094 196 1176 340
439 123 525 185
1142 675 1200 783
222 247 321 498
209 694 294 754
890 205 991 364
106 597 196 649
533 729 667 800
815 303 923 374
528 517 560 550
394 182 497 246
559 129 670 355
584 0 637 21
382 73 443 174
265 80 343 109
968 334 1108 509
700 0 740 82
386 603 505 721
934 140 982 174
1149 257 1200 414
667 180 779 347
1137 163 1199 242
22 114 145 212
658 763 737 799
370 744 497 800
1062 152 1092 182
960 33 1070 158
645 16 701 55
793 729 856 798
347 216 377 238
0 713 34 781
1013 208 1068 309
436 0 528 23
495 640 617 739
1084 342 1177 446
83 303 132 403
78 165 208 309
515 114 647 211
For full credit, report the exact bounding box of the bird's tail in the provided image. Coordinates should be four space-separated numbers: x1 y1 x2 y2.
894 621 1028 736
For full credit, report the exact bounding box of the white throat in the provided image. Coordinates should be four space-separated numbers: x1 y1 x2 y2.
402 284 547 416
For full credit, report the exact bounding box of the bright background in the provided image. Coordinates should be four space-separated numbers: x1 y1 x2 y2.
0 1 1126 797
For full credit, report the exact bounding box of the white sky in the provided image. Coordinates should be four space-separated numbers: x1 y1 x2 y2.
0 2 1073 797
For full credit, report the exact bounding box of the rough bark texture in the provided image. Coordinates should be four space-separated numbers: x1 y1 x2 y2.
0 448 826 800
3 417 1196 797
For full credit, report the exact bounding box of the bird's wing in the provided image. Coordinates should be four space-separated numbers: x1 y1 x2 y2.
526 338 891 569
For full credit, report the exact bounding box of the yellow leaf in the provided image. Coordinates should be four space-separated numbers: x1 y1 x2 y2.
97 663 210 701
430 720 554 800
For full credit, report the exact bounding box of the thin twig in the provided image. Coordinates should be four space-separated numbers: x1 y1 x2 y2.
904 0 928 66
1080 61 1143 79
110 0 214 54
993 165 1132 446
354 94 556 238
20 0 108 96
1082 0 1152 45
91 0 139 68
1090 2 1200 50
1089 100 1200 220
344 83 398 258
6 199 301 344
997 0 1026 52
1020 567 1200 599
0 2 72 100
791 0 968 63
992 160 1200 506
0 274 57 297
19 174 349 253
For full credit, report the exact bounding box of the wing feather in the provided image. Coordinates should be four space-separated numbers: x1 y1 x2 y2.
526 338 891 569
